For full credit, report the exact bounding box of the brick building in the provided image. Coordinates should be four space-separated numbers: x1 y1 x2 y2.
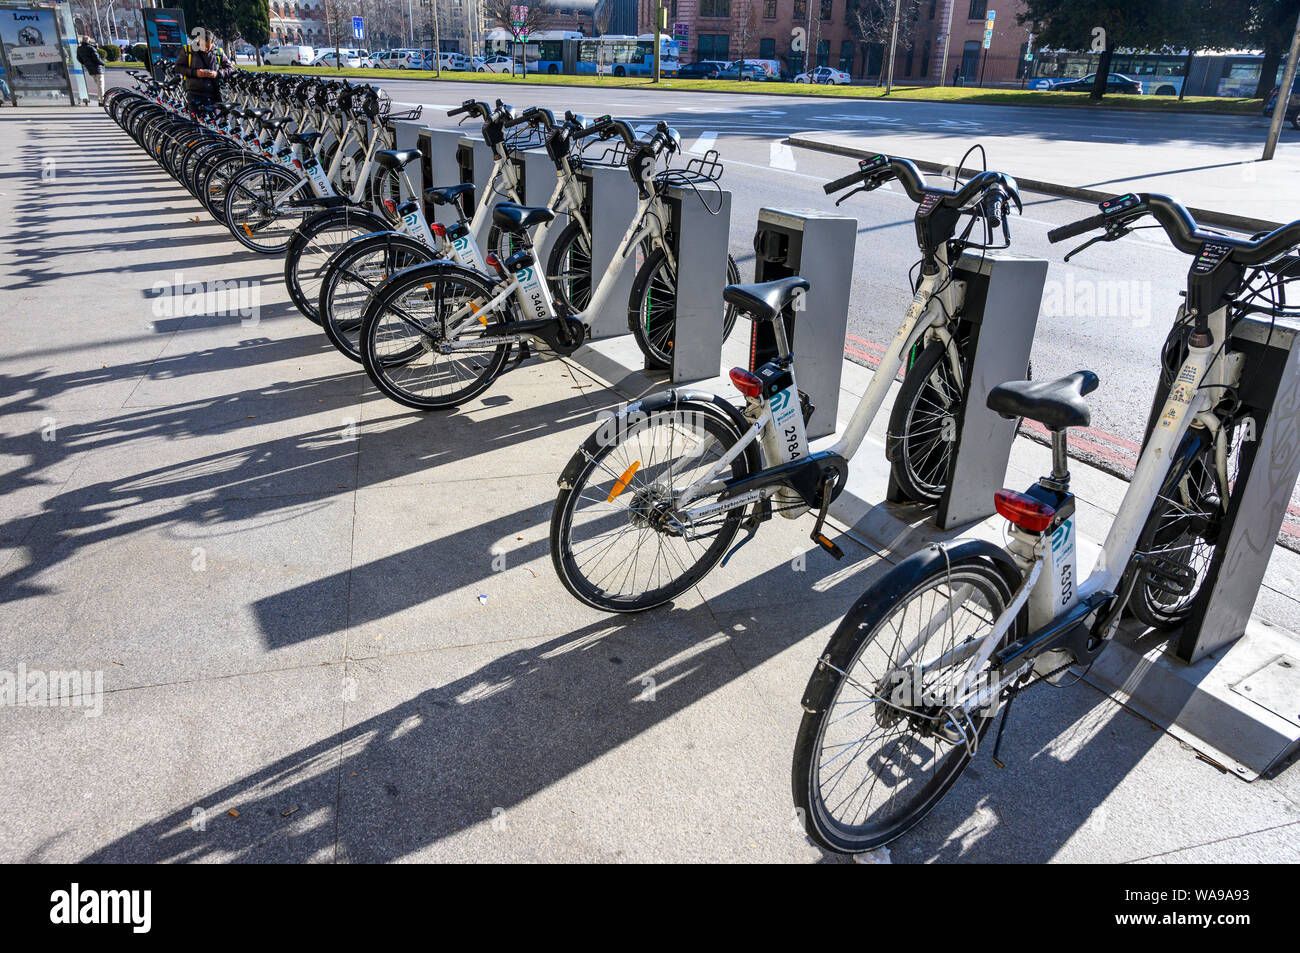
629 0 1033 83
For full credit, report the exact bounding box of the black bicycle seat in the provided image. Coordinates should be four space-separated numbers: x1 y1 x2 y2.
491 202 554 233
987 370 1099 431
722 276 811 323
423 183 474 206
372 148 421 171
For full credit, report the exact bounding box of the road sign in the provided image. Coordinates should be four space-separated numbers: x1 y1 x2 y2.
673 21 688 40
352 16 363 41
983 29 992 49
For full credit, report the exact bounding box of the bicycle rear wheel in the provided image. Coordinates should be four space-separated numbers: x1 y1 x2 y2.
320 232 436 361
793 546 1021 853
545 220 592 312
223 163 310 254
284 206 390 324
550 400 751 613
359 263 511 410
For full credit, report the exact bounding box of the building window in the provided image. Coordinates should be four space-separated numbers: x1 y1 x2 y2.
671 0 678 14
699 33 729 60
759 37 776 58
928 0 936 19
763 0 776 17
816 38 828 67
838 39 854 74
904 44 913 76
967 0 986 19
820 0 832 20
793 0 806 20
920 38 930 76
699 0 730 17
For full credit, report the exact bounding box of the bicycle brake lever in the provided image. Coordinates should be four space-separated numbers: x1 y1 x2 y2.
1063 223 1130 263
834 184 870 207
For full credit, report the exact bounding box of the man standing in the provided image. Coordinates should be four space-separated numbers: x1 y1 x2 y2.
76 36 105 105
175 28 235 109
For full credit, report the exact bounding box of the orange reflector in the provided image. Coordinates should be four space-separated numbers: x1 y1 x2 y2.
994 489 1056 532
242 222 253 238
729 367 763 398
606 461 641 502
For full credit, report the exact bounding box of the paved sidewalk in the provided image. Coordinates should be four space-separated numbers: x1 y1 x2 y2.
788 121 1299 232
2 106 1299 862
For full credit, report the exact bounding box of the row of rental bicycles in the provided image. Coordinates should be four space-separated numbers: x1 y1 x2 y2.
104 69 1300 854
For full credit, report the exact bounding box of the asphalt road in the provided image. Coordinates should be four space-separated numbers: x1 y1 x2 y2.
373 77 1290 467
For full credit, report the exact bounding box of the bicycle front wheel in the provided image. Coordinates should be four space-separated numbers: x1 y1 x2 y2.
550 400 752 612
793 546 1021 853
629 250 741 371
545 220 593 312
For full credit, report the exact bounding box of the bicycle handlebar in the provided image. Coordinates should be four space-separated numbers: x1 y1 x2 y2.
1050 193 1300 265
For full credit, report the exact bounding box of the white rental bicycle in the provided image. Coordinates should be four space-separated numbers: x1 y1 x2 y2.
549 155 1022 612
790 191 1300 854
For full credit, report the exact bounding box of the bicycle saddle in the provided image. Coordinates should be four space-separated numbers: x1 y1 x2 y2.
373 148 422 171
423 183 474 206
987 370 1098 431
290 130 323 148
259 115 294 132
491 202 555 233
722 276 811 324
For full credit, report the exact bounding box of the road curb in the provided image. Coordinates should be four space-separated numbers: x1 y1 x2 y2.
787 133 1283 234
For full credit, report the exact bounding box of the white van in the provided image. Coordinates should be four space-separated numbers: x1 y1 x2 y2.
264 45 315 66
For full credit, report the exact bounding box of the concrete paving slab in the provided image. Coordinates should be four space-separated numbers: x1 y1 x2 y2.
0 664 348 863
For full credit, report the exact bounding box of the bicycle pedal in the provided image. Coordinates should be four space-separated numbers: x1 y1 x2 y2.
811 531 843 560
1140 553 1196 597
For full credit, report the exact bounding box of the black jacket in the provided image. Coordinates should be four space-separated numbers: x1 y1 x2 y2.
175 45 235 99
76 41 103 75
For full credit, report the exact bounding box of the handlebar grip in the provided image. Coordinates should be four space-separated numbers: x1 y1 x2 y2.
823 170 864 195
1048 212 1109 244
447 104 471 117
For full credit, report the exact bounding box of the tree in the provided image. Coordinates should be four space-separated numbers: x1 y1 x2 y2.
486 0 546 75
1246 0 1300 98
1019 0 1198 100
732 0 759 72
176 0 243 47
235 0 271 63
846 0 919 83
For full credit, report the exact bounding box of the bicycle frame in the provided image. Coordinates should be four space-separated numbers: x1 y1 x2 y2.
673 247 967 516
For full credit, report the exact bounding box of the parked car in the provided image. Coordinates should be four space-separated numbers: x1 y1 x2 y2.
436 51 469 71
263 45 316 66
313 49 371 69
478 54 514 73
1050 72 1143 94
385 49 421 69
795 66 850 85
717 61 769 82
676 60 724 79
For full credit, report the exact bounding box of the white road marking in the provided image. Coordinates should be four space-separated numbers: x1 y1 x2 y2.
769 141 797 171
689 132 717 155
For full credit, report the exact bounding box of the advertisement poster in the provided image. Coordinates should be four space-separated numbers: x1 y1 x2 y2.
0 7 71 104
142 7 185 79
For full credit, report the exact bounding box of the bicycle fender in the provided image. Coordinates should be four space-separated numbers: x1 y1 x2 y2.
556 389 760 491
802 537 1027 711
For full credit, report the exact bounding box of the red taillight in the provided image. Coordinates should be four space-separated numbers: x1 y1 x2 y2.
430 222 446 238
994 489 1056 533
383 199 398 215
729 367 762 398
485 253 507 278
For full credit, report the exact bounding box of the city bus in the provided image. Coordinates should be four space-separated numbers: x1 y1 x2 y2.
576 35 679 78
1028 49 1275 97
